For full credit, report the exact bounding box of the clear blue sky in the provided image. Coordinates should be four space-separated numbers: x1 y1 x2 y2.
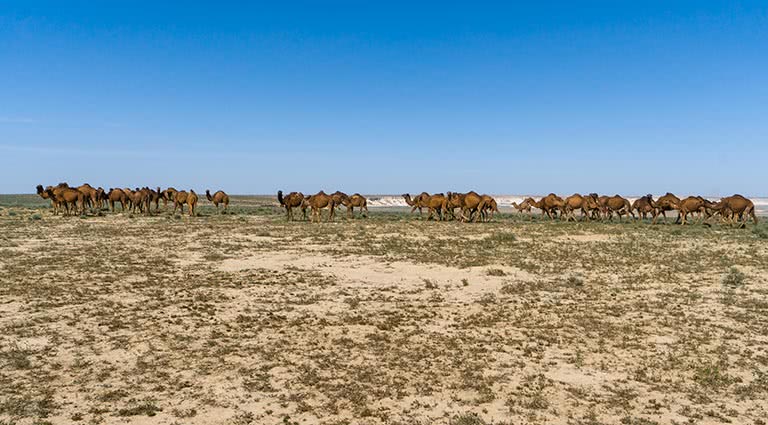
1 1 767 196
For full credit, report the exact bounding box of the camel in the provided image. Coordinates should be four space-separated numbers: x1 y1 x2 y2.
123 188 135 210
36 183 72 215
603 195 635 221
45 187 84 216
173 191 189 215
713 194 758 225
277 190 308 221
341 193 368 218
146 187 163 212
651 193 681 224
128 188 150 214
95 187 108 210
107 188 128 212
305 191 335 223
162 188 179 209
402 193 431 217
670 196 707 225
331 191 349 211
563 194 590 221
206 190 230 213
535 193 565 220
448 191 484 222
186 190 199 216
631 195 655 221
424 193 447 221
76 184 99 211
511 198 535 218
479 195 499 222
581 193 602 220
442 192 463 220
36 184 59 214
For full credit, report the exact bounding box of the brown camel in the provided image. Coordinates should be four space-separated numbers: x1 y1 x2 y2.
341 193 368 218
331 191 349 211
424 193 447 221
582 193 602 220
95 187 108 209
206 190 230 213
36 184 59 214
37 183 73 215
162 188 179 209
173 191 189 215
107 188 128 212
128 188 150 214
186 190 199 216
45 187 84 216
631 195 655 220
535 193 565 220
479 195 499 222
76 184 99 210
442 192 463 220
145 187 163 212
511 197 535 218
670 196 707 225
277 190 308 221
713 194 758 225
402 193 430 217
305 191 335 222
603 195 635 221
563 194 590 221
452 191 484 222
651 192 681 224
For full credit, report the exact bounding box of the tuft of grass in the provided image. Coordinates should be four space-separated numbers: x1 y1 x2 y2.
486 268 506 277
423 278 438 289
450 412 488 425
1 343 33 369
115 400 162 417
721 267 746 288
484 232 516 243
752 226 768 239
29 213 42 221
565 273 585 287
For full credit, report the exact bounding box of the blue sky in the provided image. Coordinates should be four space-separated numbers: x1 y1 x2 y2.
1 1 767 195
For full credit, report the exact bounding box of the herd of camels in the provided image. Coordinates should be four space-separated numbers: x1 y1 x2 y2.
280 190 758 226
34 183 758 226
35 183 230 216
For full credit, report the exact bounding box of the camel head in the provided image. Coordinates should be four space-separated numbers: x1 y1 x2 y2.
36 184 45 195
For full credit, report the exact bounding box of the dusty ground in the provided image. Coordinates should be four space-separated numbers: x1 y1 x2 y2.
1 195 767 425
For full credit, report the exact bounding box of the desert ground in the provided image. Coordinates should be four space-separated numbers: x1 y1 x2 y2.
1 195 767 425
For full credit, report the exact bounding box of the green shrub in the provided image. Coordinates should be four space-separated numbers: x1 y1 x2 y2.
721 267 746 288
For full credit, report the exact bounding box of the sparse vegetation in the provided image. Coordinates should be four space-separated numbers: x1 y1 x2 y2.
0 197 766 424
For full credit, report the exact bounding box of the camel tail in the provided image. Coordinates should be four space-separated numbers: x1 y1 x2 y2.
277 190 285 206
206 190 213 202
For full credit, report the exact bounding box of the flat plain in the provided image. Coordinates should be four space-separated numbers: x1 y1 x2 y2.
1 195 767 425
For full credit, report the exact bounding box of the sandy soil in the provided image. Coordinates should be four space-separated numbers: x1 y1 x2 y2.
1 203 767 425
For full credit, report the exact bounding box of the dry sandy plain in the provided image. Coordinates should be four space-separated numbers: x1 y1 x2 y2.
1 195 768 425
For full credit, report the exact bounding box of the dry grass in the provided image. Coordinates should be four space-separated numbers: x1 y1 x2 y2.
0 197 767 424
